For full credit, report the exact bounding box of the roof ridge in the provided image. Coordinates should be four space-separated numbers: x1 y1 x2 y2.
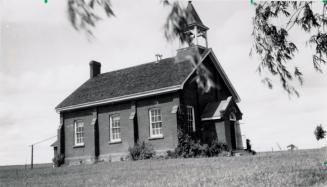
100 57 176 76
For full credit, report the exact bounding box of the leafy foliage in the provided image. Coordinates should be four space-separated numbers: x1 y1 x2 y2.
67 0 115 36
310 32 327 72
52 154 65 167
163 1 188 45
128 141 156 161
174 130 207 158
163 1 193 46
252 2 327 96
66 1 327 96
162 2 216 94
207 140 230 157
314 124 326 141
173 129 229 158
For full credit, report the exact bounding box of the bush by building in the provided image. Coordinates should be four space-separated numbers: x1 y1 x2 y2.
128 141 156 161
52 154 65 167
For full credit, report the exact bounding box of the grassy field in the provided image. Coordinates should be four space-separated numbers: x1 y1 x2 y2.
1 149 327 186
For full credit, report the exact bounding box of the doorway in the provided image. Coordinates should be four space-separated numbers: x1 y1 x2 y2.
230 121 236 149
229 112 237 150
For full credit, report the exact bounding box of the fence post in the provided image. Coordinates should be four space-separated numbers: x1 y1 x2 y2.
31 145 34 169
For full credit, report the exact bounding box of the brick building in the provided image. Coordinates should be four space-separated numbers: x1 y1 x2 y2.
54 2 243 164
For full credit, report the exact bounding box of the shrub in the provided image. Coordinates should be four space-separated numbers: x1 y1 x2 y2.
197 143 209 157
314 124 326 141
174 130 228 158
166 150 177 159
128 142 155 161
175 132 201 158
52 154 64 167
208 140 230 157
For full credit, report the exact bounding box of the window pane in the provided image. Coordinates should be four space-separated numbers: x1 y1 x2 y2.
150 108 163 136
110 115 121 141
184 106 194 132
75 121 84 145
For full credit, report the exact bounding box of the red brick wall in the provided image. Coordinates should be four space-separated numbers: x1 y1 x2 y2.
136 93 179 151
63 108 94 163
61 92 180 163
97 101 134 161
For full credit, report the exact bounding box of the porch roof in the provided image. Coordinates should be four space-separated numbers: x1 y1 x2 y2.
50 140 58 147
201 96 232 121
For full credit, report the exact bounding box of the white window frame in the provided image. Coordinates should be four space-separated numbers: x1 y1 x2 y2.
109 114 121 143
186 106 196 132
74 120 84 146
149 108 163 138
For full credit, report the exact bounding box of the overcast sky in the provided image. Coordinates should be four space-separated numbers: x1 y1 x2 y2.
1 0 327 165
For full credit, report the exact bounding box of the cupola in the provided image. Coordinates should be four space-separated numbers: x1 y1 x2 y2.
184 1 209 48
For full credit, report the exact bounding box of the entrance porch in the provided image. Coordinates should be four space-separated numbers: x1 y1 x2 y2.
201 97 243 150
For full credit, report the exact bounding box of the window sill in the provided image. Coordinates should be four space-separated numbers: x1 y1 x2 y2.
108 140 122 144
148 136 164 140
73 144 85 148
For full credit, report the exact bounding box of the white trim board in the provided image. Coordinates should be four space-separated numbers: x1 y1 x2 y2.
56 85 181 112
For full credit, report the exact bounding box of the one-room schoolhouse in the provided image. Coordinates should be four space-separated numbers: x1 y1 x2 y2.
54 2 243 165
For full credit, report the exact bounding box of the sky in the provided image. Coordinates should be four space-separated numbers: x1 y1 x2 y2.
0 0 327 165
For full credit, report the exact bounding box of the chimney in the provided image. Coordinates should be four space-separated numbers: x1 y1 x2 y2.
89 60 101 78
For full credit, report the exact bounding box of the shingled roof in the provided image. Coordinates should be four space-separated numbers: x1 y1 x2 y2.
56 47 241 112
56 57 195 110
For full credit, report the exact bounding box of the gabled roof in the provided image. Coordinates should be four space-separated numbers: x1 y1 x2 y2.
185 1 209 31
56 57 196 111
56 48 240 112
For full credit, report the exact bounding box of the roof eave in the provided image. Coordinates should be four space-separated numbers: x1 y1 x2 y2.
208 49 241 103
55 85 182 113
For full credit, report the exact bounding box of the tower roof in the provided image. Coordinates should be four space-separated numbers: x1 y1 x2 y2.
185 1 209 31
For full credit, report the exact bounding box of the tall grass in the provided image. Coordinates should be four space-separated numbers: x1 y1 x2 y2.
1 149 327 186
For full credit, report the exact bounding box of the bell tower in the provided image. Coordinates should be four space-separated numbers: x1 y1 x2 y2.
184 1 209 48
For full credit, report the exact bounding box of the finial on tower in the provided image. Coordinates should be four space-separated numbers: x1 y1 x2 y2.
184 1 209 48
